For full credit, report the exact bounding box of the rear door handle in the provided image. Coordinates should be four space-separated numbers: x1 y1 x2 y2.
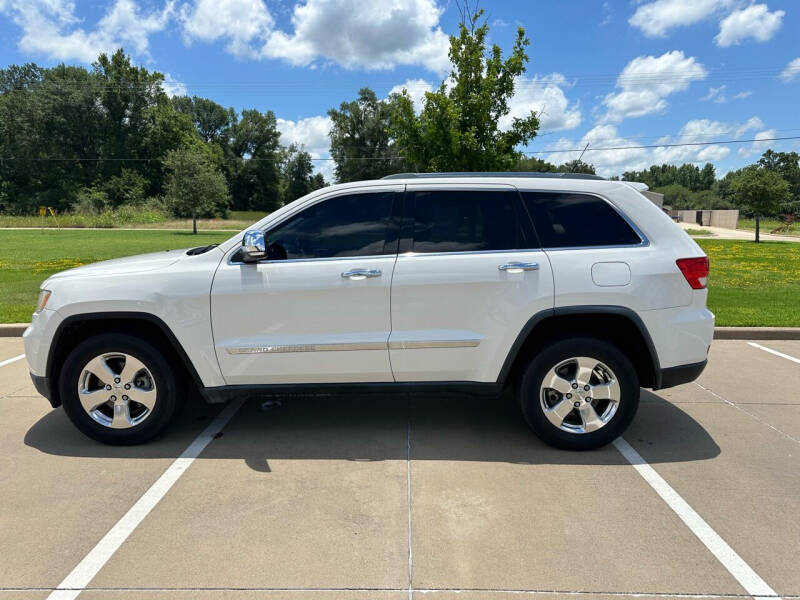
341 268 382 280
498 262 539 272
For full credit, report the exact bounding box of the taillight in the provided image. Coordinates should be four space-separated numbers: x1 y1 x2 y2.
676 257 709 290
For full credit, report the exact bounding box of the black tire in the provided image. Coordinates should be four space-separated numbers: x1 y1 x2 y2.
517 337 640 450
59 333 180 445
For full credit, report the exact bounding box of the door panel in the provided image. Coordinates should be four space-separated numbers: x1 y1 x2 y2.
389 250 554 382
212 256 396 384
389 185 554 383
211 187 402 385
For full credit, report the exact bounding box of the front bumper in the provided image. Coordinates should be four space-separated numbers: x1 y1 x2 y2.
657 359 707 390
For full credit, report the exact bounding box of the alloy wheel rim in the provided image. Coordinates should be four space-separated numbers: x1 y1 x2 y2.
539 356 621 434
77 352 157 429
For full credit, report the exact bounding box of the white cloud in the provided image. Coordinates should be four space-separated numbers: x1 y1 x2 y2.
543 116 766 177
500 74 582 132
779 58 800 82
701 85 751 103
601 51 707 123
277 115 332 156
389 79 434 114
714 3 784 47
1 0 171 63
651 116 764 163
178 0 273 59
600 1 612 27
738 128 777 157
628 0 731 37
162 73 188 97
387 73 581 132
276 115 333 179
261 0 450 73
545 126 652 177
701 85 726 103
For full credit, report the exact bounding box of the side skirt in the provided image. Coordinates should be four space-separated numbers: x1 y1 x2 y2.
199 381 503 404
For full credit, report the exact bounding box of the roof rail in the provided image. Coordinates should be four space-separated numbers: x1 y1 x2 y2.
381 171 606 181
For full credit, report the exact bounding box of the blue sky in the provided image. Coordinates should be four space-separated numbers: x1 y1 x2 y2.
1 0 798 180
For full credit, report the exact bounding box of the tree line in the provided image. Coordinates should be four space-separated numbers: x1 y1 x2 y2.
0 50 325 219
1 6 798 239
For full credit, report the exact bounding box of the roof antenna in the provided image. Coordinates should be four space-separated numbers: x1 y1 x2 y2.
571 143 589 173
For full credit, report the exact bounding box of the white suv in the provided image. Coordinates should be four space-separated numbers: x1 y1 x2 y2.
24 173 713 450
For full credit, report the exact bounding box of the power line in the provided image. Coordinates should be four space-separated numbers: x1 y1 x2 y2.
523 135 800 155
2 135 798 162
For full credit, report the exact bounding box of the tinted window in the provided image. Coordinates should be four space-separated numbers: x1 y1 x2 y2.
264 192 398 260
408 190 534 253
521 192 641 248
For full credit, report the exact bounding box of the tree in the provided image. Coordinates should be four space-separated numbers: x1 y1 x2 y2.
328 88 403 182
311 172 327 191
163 146 230 233
558 159 596 175
513 156 558 172
388 7 539 172
226 109 281 211
699 163 716 190
758 149 800 217
281 146 315 203
172 96 236 145
732 166 790 242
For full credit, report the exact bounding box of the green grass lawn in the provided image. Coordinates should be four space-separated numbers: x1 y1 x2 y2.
685 228 713 236
737 218 800 237
0 210 267 231
0 232 797 326
0 230 231 323
696 239 800 327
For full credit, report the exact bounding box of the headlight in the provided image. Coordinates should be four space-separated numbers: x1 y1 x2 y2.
35 289 52 313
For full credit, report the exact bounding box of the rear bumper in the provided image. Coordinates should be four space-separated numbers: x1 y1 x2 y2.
656 359 707 390
30 372 58 408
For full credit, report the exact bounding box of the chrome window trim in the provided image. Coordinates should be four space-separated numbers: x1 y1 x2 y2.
397 248 543 259
227 186 649 265
517 188 650 250
227 253 396 266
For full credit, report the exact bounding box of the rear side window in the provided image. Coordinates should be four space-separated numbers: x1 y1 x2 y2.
521 192 642 248
407 190 534 253
264 192 398 259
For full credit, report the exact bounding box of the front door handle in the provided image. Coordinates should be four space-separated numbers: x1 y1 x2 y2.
341 268 382 280
498 262 539 273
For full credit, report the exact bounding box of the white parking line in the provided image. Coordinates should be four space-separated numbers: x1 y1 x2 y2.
748 342 800 365
47 396 246 600
613 438 781 600
0 354 25 368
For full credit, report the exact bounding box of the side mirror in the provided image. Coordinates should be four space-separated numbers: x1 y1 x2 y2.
241 230 266 263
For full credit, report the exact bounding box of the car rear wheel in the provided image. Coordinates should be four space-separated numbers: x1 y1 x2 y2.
517 337 640 450
59 333 180 445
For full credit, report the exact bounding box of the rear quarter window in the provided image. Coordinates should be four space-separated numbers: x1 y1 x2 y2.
521 192 642 248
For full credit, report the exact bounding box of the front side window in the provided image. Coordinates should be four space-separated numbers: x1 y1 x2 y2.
521 192 642 248
263 192 398 260
407 190 534 253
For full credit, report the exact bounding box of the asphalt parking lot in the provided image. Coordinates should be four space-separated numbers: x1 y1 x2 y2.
1 337 798 600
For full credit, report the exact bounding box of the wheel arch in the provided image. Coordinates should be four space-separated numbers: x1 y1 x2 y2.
498 306 661 390
46 312 203 408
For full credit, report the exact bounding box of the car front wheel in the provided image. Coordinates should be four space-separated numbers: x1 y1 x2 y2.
59 333 180 445
517 337 640 450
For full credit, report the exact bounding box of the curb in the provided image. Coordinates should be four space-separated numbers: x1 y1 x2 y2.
713 327 800 340
0 324 28 337
3 323 800 340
